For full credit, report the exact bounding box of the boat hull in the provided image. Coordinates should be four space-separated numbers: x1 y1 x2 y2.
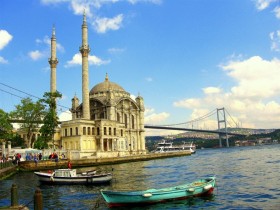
101 177 215 207
34 172 112 185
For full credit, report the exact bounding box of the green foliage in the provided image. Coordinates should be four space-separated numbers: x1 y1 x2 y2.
0 109 13 140
271 129 280 140
10 98 46 148
34 136 48 149
9 134 24 147
39 91 62 149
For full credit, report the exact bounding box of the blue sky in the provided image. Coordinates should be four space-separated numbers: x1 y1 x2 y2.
1 0 280 135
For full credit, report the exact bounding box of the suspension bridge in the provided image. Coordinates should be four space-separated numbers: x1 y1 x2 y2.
144 108 246 148
2 82 245 148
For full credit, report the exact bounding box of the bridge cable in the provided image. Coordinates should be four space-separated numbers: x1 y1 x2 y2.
0 82 71 113
225 108 239 128
153 109 217 127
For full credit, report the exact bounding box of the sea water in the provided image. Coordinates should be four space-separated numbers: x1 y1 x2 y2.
0 144 279 209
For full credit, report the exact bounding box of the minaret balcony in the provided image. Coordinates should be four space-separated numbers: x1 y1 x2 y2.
48 58 59 66
79 45 90 51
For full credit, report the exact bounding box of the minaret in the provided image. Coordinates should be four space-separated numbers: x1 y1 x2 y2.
79 11 90 119
49 26 58 93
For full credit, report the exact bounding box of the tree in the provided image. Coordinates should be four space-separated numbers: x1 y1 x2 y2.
10 98 45 148
34 135 48 149
38 91 62 149
9 134 25 147
0 109 13 141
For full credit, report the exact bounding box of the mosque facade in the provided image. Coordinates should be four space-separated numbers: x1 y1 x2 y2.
51 13 146 158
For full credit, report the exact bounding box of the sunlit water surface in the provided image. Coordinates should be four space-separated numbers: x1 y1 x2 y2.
1 144 279 209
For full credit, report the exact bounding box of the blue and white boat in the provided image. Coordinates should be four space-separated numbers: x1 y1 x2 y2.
100 176 216 207
34 169 112 185
154 140 196 154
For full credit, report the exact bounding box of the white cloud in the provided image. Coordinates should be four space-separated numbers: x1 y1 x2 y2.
0 30 13 50
28 50 44 60
174 98 201 109
145 129 184 137
65 53 82 67
41 0 68 4
173 56 280 129
203 87 221 94
70 1 93 17
222 56 280 99
59 110 72 122
41 0 161 8
108 48 125 54
273 6 280 19
144 108 170 124
93 14 123 33
145 107 155 116
255 0 277 10
0 56 8 64
145 77 153 82
40 0 161 34
65 53 110 67
42 35 65 52
270 30 280 51
29 35 64 61
128 0 162 5
90 54 110 65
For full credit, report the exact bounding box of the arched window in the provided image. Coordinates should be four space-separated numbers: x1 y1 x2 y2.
65 129 68 137
92 127 95 135
87 127 90 135
83 127 86 135
109 127 112 135
124 114 128 128
132 115 135 129
70 128 73 136
75 127 78 135
104 127 107 135
117 113 120 122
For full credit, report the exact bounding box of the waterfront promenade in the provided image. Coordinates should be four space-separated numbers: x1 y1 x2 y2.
0 150 191 176
0 165 17 180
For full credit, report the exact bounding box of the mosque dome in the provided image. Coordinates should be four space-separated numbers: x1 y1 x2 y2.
89 73 127 95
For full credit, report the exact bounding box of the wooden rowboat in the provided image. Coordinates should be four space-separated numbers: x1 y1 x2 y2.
100 176 216 207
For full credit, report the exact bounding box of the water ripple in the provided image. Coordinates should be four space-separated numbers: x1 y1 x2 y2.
0 144 279 209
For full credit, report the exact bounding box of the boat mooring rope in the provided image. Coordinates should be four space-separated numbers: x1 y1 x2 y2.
92 193 106 209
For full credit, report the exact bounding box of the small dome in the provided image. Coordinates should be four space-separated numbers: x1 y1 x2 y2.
89 73 126 95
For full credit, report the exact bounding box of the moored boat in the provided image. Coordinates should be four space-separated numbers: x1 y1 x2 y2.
34 169 112 185
154 140 196 154
100 176 216 207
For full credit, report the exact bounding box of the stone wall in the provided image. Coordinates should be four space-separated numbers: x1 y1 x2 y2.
18 151 191 171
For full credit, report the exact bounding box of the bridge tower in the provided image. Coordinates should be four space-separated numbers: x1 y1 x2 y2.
217 108 229 147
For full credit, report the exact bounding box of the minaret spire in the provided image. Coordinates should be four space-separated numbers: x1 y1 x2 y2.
83 9 87 23
49 25 58 93
80 11 90 119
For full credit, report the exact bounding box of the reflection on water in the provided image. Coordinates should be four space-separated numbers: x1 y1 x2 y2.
0 144 280 209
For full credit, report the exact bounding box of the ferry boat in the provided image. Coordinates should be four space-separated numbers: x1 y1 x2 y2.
154 140 196 154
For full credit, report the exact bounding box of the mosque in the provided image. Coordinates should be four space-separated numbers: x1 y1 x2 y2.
49 13 146 158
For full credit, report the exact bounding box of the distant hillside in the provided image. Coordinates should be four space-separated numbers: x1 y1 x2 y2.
145 129 280 151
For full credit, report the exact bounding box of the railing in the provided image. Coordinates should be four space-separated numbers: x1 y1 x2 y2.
0 160 14 169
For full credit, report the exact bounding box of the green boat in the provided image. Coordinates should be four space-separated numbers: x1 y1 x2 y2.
100 176 216 208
